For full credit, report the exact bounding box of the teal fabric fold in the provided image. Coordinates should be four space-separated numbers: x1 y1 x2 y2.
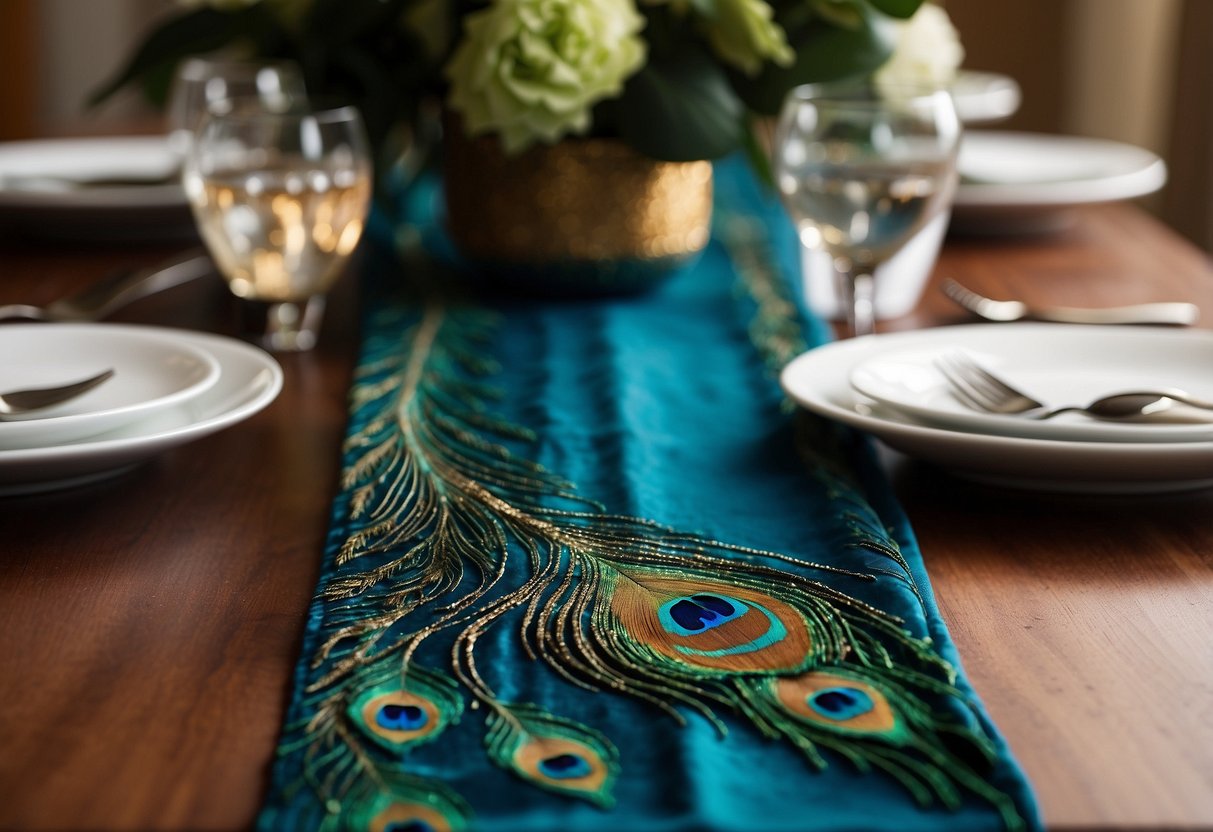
259 158 1040 832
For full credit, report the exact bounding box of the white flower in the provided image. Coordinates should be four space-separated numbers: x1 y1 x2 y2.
874 3 964 89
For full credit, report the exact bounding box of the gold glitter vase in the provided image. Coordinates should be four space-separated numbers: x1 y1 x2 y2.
443 127 713 295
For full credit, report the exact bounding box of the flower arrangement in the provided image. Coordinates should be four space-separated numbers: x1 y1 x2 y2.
97 0 959 165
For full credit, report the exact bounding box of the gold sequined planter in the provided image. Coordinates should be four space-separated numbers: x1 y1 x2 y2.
443 129 713 296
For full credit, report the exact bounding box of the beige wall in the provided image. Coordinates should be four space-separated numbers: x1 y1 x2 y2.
34 0 165 133
1063 0 1181 157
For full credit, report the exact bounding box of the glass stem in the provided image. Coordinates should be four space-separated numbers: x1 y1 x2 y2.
239 296 327 352
834 259 877 337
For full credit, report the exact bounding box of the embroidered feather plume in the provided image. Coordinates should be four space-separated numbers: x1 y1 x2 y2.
268 234 1025 831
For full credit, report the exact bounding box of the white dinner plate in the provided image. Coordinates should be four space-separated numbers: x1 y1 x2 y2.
0 136 194 241
0 330 282 495
0 325 221 449
848 328 1213 443
780 324 1213 494
950 71 1021 124
951 131 1167 234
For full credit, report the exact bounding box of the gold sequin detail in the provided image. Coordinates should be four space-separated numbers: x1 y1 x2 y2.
444 128 713 263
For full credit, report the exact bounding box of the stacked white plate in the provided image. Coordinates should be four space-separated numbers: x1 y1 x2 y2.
780 324 1213 494
952 131 1167 235
0 324 282 495
0 136 195 241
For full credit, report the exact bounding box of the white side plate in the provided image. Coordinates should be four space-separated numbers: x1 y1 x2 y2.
0 136 194 241
0 330 282 495
0 325 222 449
780 324 1213 494
848 329 1213 443
952 131 1167 235
950 71 1021 125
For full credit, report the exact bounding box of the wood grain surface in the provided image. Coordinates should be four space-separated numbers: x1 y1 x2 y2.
0 204 1210 830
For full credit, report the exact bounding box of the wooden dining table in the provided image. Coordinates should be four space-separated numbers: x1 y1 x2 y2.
0 199 1210 831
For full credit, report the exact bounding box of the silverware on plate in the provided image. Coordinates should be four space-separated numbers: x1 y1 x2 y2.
0 369 115 418
934 351 1213 423
0 249 213 324
941 279 1200 326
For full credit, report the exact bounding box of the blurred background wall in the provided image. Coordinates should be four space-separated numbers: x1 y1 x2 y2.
1 0 1210 250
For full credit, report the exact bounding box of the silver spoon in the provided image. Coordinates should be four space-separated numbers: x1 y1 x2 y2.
935 352 1213 423
0 370 115 418
1030 390 1213 422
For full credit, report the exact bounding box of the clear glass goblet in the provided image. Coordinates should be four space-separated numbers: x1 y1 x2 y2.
774 81 961 337
183 105 373 351
166 58 307 157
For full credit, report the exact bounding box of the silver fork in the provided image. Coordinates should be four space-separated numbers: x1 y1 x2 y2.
933 351 1213 423
0 370 115 418
941 279 1200 326
0 249 212 323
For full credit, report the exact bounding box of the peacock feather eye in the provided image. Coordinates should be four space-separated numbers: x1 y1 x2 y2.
537 752 594 780
370 801 455 832
772 671 904 740
485 705 619 807
347 666 464 753
376 703 430 732
384 820 435 832
661 594 747 634
809 687 875 721
607 569 813 674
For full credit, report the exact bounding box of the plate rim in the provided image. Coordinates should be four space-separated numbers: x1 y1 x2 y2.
847 339 1213 444
0 327 282 465
0 135 186 210
954 130 1167 209
0 324 223 446
779 324 1213 491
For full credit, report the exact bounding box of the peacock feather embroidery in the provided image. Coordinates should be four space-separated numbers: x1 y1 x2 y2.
267 234 1026 830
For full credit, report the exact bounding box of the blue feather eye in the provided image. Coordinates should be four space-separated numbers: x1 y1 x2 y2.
384 821 435 832
348 671 463 752
660 594 748 635
377 703 430 732
538 752 593 779
809 687 875 721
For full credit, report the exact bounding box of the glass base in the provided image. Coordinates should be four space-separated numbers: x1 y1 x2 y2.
237 296 326 352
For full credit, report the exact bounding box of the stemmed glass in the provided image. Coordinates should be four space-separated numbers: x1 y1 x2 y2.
774 81 961 337
166 58 308 158
182 105 373 351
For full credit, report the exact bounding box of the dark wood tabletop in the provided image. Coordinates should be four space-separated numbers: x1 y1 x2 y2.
0 202 1210 830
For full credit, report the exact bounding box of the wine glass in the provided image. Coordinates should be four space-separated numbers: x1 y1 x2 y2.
774 81 961 337
182 105 373 351
166 58 307 157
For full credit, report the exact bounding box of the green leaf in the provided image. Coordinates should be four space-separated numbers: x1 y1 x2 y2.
731 8 898 115
304 0 412 46
614 44 744 162
88 9 248 107
809 0 866 29
741 116 775 191
866 0 925 20
88 10 253 108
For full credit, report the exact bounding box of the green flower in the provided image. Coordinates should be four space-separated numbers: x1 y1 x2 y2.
446 0 647 153
701 0 793 77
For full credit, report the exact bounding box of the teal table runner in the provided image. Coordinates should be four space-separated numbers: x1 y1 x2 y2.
259 160 1040 832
